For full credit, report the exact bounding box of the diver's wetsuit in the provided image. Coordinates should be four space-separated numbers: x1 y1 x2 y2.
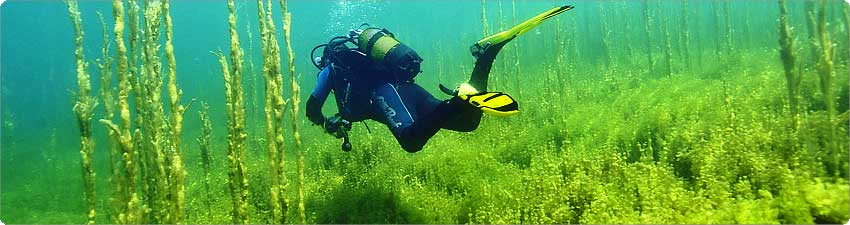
305 41 507 153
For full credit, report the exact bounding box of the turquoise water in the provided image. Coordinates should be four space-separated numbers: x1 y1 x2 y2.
1 0 849 223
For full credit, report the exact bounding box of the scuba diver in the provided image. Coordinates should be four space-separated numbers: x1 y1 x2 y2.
306 5 573 152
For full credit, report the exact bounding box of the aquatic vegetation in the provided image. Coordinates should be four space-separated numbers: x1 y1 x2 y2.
482 0 490 36
100 0 141 223
813 0 839 178
94 10 126 223
162 0 187 221
66 0 98 223
280 0 307 222
1 0 849 224
90 0 188 223
255 0 290 222
196 102 214 218
216 0 250 222
642 0 654 75
778 0 802 121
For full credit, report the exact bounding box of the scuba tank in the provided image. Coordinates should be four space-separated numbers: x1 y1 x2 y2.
354 27 423 82
311 24 423 82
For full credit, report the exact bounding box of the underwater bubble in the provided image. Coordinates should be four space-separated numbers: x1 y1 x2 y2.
325 0 385 36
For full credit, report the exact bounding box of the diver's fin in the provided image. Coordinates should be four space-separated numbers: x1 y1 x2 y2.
460 92 519 117
471 5 574 57
439 83 516 117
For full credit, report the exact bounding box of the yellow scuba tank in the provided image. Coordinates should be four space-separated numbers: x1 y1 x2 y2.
355 27 423 82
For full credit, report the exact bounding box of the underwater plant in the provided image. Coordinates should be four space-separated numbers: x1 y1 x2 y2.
215 0 249 222
196 102 214 218
482 0 490 37
93 10 128 223
777 0 802 123
162 0 187 221
814 0 839 178
253 0 290 222
69 0 190 223
24 1 848 224
511 0 523 97
280 0 308 222
99 0 143 223
641 0 655 75
662 9 673 77
680 0 691 69
66 0 98 223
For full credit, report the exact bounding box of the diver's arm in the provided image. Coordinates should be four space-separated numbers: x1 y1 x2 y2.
306 66 333 126
306 96 325 125
307 66 351 138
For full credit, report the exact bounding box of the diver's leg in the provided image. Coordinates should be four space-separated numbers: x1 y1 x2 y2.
467 5 573 91
373 83 481 152
439 99 482 132
395 83 482 132
373 83 432 152
468 41 509 92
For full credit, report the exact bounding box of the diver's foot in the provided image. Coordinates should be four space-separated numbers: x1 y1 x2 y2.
439 83 518 117
457 83 479 96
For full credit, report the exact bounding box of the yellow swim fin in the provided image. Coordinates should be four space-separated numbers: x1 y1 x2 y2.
473 5 574 55
460 92 519 117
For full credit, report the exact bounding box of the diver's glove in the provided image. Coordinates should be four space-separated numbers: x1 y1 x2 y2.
323 114 352 139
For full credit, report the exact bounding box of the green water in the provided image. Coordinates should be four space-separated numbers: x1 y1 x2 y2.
1 0 849 224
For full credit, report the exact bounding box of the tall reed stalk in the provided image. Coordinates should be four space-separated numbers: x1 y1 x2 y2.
597 4 612 71
662 14 673 76
95 11 124 222
723 2 733 53
279 0 307 222
845 3 850 73
777 0 802 123
482 0 489 36
245 22 262 155
711 2 722 57
621 1 634 67
566 10 577 91
553 1 565 95
257 0 289 222
511 0 522 97
67 0 98 223
100 0 143 223
196 102 214 219
162 1 187 222
140 3 171 222
814 0 838 177
498 0 507 91
124 2 153 215
642 0 654 75
218 0 250 223
680 0 690 69
845 5 849 64
804 1 820 69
